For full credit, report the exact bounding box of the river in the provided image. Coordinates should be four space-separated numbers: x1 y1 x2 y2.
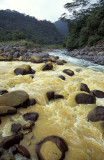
49 49 104 73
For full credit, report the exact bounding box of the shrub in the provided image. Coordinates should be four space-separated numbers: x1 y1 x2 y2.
88 34 101 46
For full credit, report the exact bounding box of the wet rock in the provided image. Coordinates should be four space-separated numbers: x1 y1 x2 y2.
11 123 22 133
0 118 1 124
58 75 65 80
63 69 74 76
23 129 32 135
97 52 104 56
22 98 36 108
76 68 82 72
88 106 104 122
0 90 29 107
30 75 34 79
57 61 64 65
11 146 18 155
14 64 35 75
61 60 67 63
46 91 55 101
23 112 39 122
54 95 64 99
17 145 30 159
42 62 53 71
13 52 20 58
0 90 8 95
0 133 24 149
91 90 104 98
80 83 90 93
75 93 96 104
36 136 68 160
0 106 17 116
30 54 43 63
23 122 34 130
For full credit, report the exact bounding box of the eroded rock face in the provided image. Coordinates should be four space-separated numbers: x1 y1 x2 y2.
14 64 35 75
0 106 17 116
0 90 29 107
88 106 104 122
36 136 68 160
63 69 74 76
91 90 104 98
0 133 24 149
75 93 96 104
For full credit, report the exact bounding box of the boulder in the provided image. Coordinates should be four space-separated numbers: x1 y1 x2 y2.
0 90 29 107
14 64 35 75
0 133 24 149
0 106 17 116
30 54 43 63
97 52 104 56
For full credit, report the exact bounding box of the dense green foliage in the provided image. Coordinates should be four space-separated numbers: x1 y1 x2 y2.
0 9 64 44
54 20 68 36
63 0 104 50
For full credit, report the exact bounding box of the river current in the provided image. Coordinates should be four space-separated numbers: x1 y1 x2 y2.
49 49 104 73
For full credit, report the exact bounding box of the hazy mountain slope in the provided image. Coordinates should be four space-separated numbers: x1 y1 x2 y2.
55 20 68 36
0 9 64 44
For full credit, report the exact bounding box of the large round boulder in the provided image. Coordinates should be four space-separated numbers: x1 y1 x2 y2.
0 90 29 107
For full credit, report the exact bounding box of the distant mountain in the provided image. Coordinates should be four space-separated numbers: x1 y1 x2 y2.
0 9 64 44
54 20 68 36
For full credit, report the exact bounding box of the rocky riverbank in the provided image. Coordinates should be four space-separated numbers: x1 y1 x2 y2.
0 44 67 65
66 43 104 65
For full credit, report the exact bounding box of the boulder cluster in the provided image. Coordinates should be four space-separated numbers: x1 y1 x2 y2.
66 44 104 65
0 44 62 63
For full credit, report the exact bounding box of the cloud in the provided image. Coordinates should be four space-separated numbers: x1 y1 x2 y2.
0 0 69 22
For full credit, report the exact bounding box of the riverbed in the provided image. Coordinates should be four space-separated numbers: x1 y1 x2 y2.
48 50 104 73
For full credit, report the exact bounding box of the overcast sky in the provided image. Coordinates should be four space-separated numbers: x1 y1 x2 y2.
0 0 98 22
0 0 71 22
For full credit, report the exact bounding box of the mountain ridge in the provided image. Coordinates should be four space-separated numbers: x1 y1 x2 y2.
0 9 64 44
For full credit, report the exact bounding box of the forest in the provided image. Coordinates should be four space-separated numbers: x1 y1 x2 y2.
0 9 64 45
63 0 104 50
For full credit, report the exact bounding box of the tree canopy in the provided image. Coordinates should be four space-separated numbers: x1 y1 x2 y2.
62 0 104 50
0 9 64 44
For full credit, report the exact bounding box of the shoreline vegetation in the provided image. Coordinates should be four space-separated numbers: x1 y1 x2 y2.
0 40 63 49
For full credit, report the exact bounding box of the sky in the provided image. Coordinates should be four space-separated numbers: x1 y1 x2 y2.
0 0 70 22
